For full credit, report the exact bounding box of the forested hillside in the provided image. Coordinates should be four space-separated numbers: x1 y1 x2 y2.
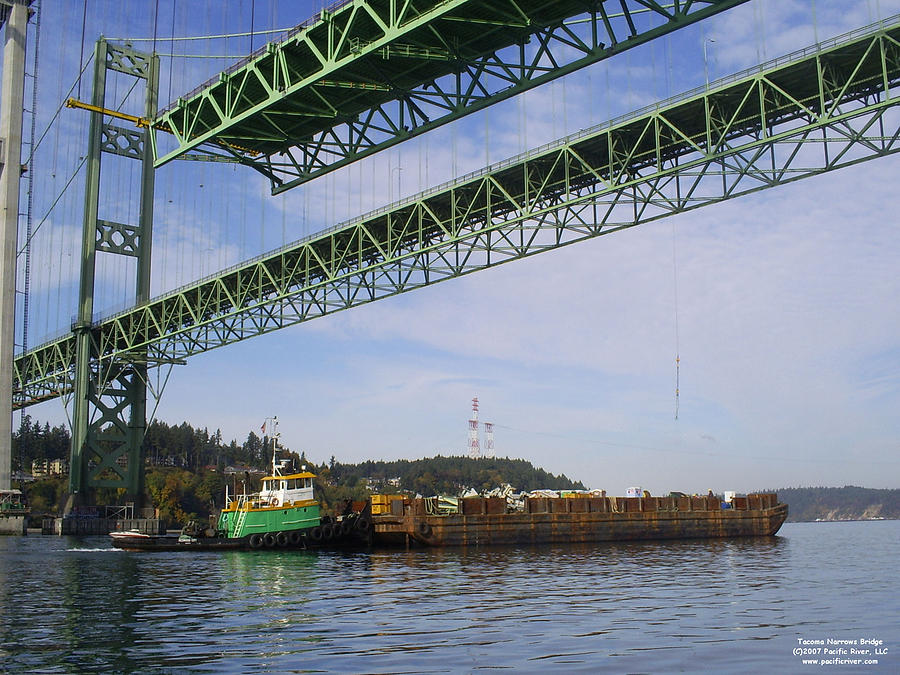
12 415 274 473
12 417 897 525
12 417 583 523
12 416 292 518
330 456 585 496
773 486 900 522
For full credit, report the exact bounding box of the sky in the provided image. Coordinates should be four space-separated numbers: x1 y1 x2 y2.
5 0 900 496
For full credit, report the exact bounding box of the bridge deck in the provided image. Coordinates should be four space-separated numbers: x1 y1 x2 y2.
152 0 749 193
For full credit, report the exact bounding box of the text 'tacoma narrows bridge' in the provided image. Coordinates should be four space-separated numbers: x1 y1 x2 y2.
9 0 900 504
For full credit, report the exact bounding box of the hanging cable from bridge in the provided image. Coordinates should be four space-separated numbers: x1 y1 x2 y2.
672 220 681 421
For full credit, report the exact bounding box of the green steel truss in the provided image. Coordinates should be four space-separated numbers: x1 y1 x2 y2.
15 18 900 411
151 0 750 193
68 40 158 500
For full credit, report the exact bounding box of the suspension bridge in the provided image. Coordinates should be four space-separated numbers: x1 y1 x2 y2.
3 1 900 508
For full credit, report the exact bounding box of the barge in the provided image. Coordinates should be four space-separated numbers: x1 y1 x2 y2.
370 492 787 547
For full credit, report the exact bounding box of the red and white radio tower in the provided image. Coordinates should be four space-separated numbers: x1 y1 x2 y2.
468 397 480 459
483 422 495 459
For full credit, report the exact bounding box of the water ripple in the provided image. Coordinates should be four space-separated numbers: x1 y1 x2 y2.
0 522 897 673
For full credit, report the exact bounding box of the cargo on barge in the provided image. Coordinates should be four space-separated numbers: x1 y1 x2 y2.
371 493 788 547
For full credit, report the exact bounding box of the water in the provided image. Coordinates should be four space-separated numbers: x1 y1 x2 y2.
0 521 897 673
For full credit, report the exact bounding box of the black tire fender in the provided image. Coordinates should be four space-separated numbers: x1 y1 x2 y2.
276 532 288 547
417 521 432 537
288 530 303 546
309 526 323 542
249 533 264 549
263 533 277 548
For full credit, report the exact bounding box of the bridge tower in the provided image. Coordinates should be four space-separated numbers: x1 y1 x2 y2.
0 1 30 493
67 39 159 510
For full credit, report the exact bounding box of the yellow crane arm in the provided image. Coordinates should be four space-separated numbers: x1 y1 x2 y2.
65 98 259 156
65 97 157 129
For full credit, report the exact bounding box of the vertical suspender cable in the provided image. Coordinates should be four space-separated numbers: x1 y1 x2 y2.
77 0 87 99
484 106 488 167
672 221 680 421
551 81 556 139
753 0 762 66
19 1 42 468
161 0 174 293
21 0 41 363
811 0 819 44
152 0 159 52
167 0 175 106
53 18 68 341
250 0 256 52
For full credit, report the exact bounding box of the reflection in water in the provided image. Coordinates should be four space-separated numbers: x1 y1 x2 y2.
58 543 141 672
0 523 896 673
354 537 793 671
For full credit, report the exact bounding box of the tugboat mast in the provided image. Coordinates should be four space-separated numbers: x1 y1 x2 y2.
263 416 280 475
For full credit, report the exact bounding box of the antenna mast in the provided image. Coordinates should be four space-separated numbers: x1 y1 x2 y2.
483 422 495 459
467 397 480 459
263 416 279 473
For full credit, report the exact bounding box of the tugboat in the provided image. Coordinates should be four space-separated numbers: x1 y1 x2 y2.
217 459 321 549
111 418 371 551
0 489 29 535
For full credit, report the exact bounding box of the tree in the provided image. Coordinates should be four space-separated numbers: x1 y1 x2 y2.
12 416 71 472
243 431 265 467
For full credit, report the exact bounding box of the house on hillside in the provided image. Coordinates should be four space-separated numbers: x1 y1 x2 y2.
31 459 48 477
49 459 68 476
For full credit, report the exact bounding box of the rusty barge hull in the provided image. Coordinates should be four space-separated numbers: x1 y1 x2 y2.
372 493 788 547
